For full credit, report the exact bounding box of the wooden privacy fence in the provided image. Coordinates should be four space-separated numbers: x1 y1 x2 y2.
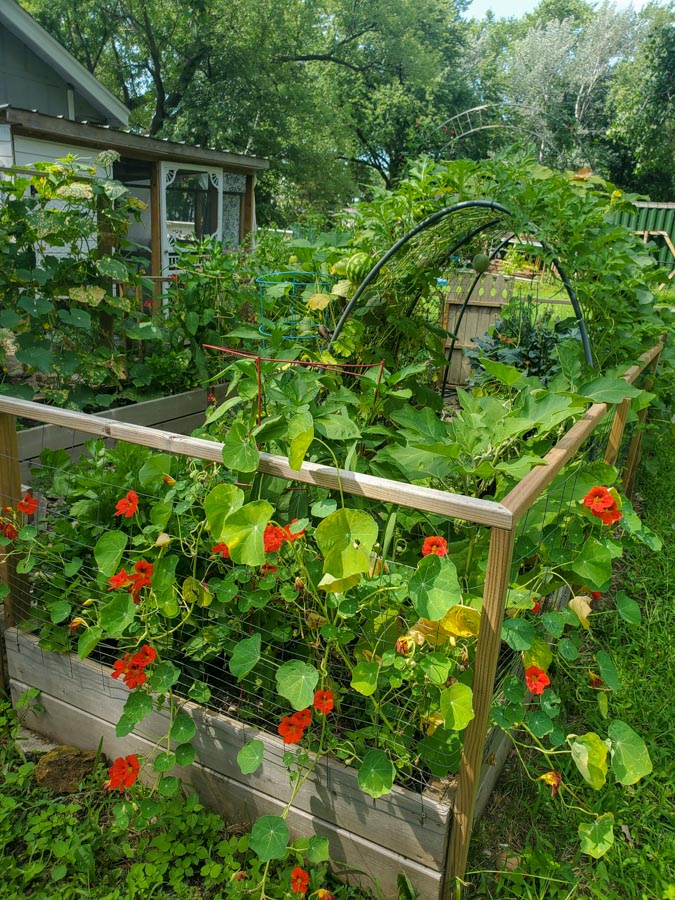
440 273 572 386
0 339 664 896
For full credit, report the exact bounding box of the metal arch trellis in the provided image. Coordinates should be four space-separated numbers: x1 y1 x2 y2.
327 199 594 371
430 103 556 156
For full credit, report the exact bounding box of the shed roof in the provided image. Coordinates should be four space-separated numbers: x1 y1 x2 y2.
1 106 269 173
0 0 130 127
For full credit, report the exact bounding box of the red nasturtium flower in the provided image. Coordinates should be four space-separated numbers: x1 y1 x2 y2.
260 562 278 576
263 524 286 553
292 708 312 728
421 535 448 557
105 754 140 792
582 486 622 526
111 645 156 689
312 891 336 900
539 769 562 798
525 666 551 695
211 542 230 558
313 690 334 715
114 490 139 518
530 599 542 614
1 522 18 541
108 568 133 591
588 671 605 690
277 714 305 744
134 645 157 668
590 591 602 600
290 867 310 895
17 492 39 515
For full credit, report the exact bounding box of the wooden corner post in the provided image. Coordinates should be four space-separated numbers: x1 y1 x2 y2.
443 526 516 897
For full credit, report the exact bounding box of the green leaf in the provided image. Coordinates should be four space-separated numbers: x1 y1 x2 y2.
578 814 614 859
558 637 579 661
418 728 462 777
149 660 181 693
77 626 102 660
501 618 535 651
568 537 617 588
287 411 314 471
204 484 244 538
175 743 196 767
96 256 128 280
569 732 609 790
249 816 289 861
408 554 462 620
525 710 555 738
314 412 361 441
237 740 264 775
440 683 474 731
275 660 318 710
94 531 127 577
139 454 172 488
479 358 524 386
58 308 91 330
99 594 136 637
229 634 261 681
182 576 212 608
119 691 153 729
49 601 71 624
578 375 641 403
153 751 176 773
223 421 260 472
63 557 83 578
596 652 620 691
188 681 211 705
418 652 454 685
221 501 274 566
150 555 178 617
358 749 395 798
615 591 641 626
608 720 652 785
157 776 180 797
350 661 380 696
204 393 244 425
315 508 378 587
170 714 196 744
307 835 330 864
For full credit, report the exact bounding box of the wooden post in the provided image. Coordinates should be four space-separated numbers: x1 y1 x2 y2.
0 414 30 692
603 397 631 466
150 161 163 314
621 345 663 495
443 526 516 895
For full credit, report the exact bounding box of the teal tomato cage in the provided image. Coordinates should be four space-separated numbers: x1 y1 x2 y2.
256 271 335 342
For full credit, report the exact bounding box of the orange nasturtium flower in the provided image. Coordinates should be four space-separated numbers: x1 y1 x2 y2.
211 542 230 558
290 867 310 895
284 519 306 542
17 492 39 515
105 754 140 792
313 689 334 715
114 490 139 518
312 891 335 900
525 666 551 695
108 568 133 591
421 535 448 557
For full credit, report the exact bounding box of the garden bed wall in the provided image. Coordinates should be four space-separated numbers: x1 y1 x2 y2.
5 627 508 899
17 385 228 481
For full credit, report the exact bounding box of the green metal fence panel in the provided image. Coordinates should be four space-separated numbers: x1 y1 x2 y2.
613 202 675 269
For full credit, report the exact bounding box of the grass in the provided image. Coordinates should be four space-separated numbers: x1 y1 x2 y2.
465 424 675 899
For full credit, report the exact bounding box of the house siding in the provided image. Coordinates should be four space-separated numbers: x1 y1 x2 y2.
0 24 103 123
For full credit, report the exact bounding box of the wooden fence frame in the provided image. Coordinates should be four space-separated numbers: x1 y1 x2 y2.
0 338 664 893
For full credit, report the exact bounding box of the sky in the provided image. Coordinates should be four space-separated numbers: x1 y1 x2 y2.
464 0 647 19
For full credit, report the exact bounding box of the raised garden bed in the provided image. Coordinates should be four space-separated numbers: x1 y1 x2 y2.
6 627 510 899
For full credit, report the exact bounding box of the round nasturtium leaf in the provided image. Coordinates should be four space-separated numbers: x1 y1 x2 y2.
358 749 395 799
440 683 474 731
275 660 318 710
578 813 614 859
249 816 290 861
237 739 264 775
608 720 652 785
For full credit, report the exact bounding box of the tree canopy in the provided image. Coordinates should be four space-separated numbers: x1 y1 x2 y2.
21 0 674 221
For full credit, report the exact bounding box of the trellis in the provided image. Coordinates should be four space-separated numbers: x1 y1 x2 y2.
0 338 664 896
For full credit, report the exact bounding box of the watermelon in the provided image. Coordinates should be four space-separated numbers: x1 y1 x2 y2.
345 252 372 284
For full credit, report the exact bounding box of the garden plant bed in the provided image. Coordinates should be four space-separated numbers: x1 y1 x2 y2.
16 385 228 480
5 627 511 899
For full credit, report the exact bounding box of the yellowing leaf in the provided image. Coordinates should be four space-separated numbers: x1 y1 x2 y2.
420 711 444 735
407 617 455 648
331 279 352 298
440 605 481 638
569 594 593 629
307 293 332 311
523 636 553 671
569 732 609 789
